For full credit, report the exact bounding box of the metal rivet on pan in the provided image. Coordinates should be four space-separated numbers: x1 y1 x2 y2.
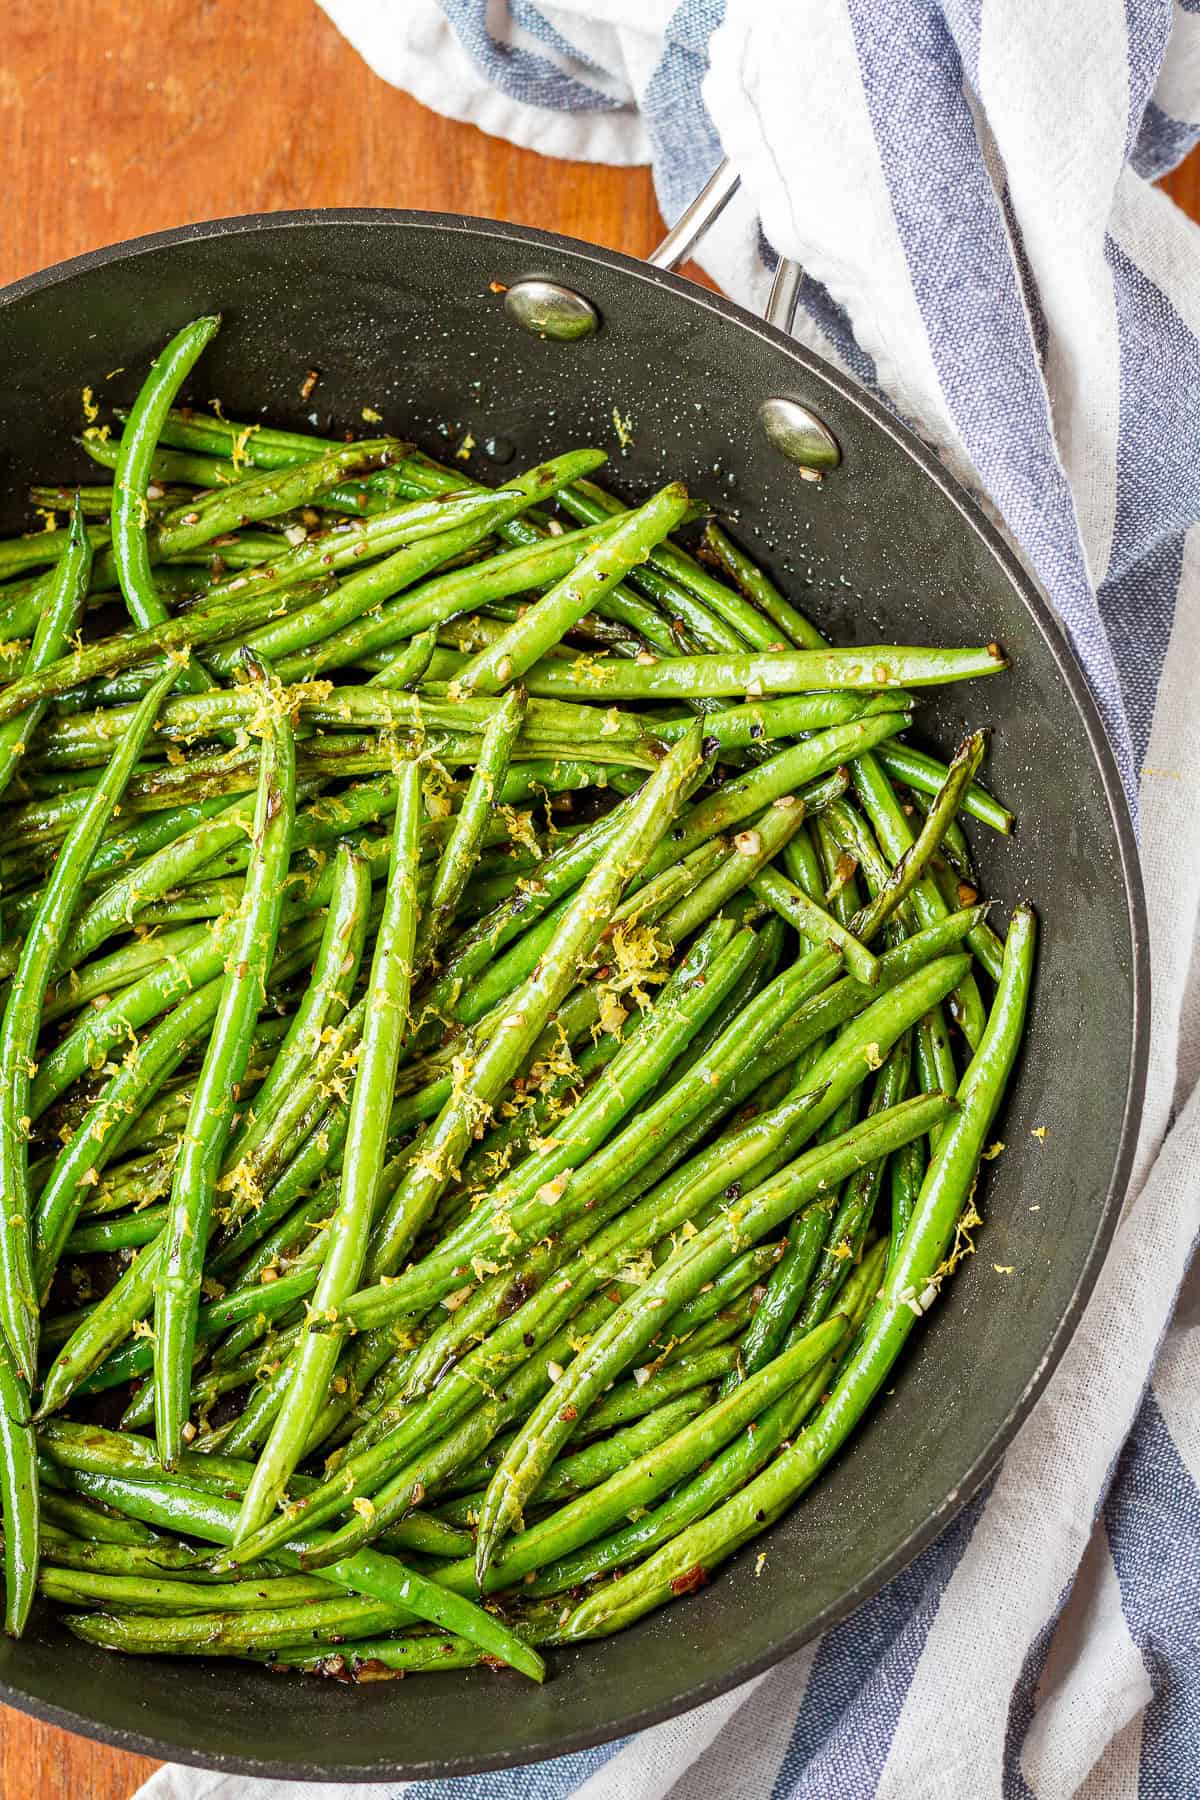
503 279 599 341
758 397 841 472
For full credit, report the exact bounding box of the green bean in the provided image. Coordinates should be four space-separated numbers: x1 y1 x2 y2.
119 1325 291 1432
456 643 1006 702
821 796 954 1156
37 1535 220 1579
78 1268 318 1398
128 773 397 907
657 1241 783 1340
33 976 222 1297
64 1208 167 1255
44 517 282 599
436 1391 711 1525
552 483 746 652
453 484 690 695
111 317 221 694
152 439 405 557
233 763 422 1539
258 1619 554 1678
662 915 784 1090
53 794 256 976
561 911 1034 1639
748 863 879 985
310 515 631 679
45 793 236 893
0 522 109 579
722 1196 839 1401
0 578 330 730
205 1133 340 1280
814 810 863 919
50 1464 544 1679
218 972 585 1248
416 688 524 968
654 796 809 942
31 911 322 1119
473 1092 950 1578
915 1007 960 1154
368 1250 556 1417
379 943 773 1310
174 487 506 618
212 451 605 678
0 400 1040 1676
215 986 369 1225
280 921 751 1465
154 663 296 1465
459 1318 846 1597
39 1418 471 1563
794 1034 912 1335
0 498 91 804
38 1484 161 1546
930 861 1006 982
528 1241 886 1601
429 917 746 1266
79 432 252 492
564 485 798 656
449 1027 621 1198
39 923 211 1028
818 799 897 908
657 692 912 749
63 1593 419 1654
425 934 952 1377
780 822 831 927
888 1121 926 1277
101 416 425 514
147 410 356 466
234 947 954 1570
689 538 985 1044
850 750 987 1048
699 521 826 651
238 1287 628 1569
658 1291 757 1360
372 624 435 689
39 1564 348 1616
329 936 841 1334
0 666 177 1380
578 1347 738 1431
225 846 370 1172
0 1335 38 1632
850 733 986 943
909 791 976 883
671 715 907 860
420 786 644 1019
364 728 707 1285
877 741 1013 834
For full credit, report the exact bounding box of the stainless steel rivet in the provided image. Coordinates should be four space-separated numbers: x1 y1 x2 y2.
758 396 841 471
503 279 599 342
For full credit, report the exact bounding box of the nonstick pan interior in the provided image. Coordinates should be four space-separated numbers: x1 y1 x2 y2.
0 213 1147 1781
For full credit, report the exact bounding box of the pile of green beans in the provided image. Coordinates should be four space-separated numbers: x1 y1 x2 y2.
0 317 1034 1688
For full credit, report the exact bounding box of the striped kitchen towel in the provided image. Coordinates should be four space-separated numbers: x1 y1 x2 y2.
142 4 1200 1797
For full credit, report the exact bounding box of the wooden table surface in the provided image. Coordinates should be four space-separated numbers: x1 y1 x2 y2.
3 2 1198 1793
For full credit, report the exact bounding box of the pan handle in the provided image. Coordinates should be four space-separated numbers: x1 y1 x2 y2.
504 158 835 468
646 160 802 334
645 160 834 467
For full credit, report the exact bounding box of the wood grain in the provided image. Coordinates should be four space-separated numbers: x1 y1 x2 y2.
1162 151 1200 221
0 0 669 288
1 1 1198 1794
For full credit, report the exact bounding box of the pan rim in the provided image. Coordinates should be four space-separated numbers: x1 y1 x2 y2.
0 207 1150 1783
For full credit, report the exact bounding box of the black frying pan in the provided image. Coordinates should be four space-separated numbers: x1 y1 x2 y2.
0 201 1148 1782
